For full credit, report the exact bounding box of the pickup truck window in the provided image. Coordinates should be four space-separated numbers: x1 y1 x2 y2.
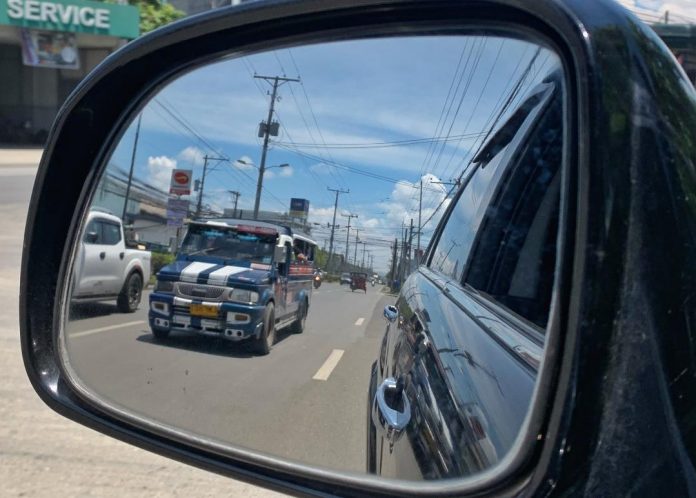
102 221 122 245
465 91 562 329
428 88 553 282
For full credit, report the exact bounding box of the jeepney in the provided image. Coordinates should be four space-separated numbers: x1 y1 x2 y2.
148 219 316 355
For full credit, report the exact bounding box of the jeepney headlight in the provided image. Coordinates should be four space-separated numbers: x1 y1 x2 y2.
226 288 259 304
155 280 174 293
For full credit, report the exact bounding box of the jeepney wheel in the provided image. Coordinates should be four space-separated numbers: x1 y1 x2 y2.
253 303 275 355
291 300 307 334
117 272 142 313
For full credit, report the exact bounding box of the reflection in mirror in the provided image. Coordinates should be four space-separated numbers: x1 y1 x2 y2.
63 34 563 481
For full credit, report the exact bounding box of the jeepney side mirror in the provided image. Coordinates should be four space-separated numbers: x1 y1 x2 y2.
274 245 287 264
85 231 98 243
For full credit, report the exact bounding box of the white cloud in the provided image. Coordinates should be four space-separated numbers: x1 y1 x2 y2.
178 146 205 166
147 155 177 192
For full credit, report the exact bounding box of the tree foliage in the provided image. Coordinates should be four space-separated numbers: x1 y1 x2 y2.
105 0 186 34
134 0 185 33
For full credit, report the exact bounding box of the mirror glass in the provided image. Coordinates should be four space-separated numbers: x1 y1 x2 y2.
63 33 564 481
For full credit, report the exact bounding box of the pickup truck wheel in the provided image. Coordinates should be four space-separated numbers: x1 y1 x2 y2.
290 300 307 334
252 303 275 355
117 272 142 313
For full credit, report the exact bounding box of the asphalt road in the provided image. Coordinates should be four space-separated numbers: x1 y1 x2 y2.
0 163 286 497
65 282 389 473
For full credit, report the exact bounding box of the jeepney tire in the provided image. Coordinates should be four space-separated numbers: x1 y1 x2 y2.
253 303 275 355
152 328 170 340
117 271 142 313
291 299 307 334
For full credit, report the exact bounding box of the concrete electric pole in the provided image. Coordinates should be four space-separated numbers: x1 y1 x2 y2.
253 74 299 219
341 213 358 266
327 187 349 272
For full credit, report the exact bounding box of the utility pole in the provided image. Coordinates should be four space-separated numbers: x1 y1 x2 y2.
228 190 240 217
122 113 142 222
353 228 360 265
417 179 422 261
342 213 358 266
362 242 368 268
327 187 349 272
408 218 414 275
390 238 398 288
196 154 226 217
253 74 300 219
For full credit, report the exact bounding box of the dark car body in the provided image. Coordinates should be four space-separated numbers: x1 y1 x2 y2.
368 73 560 479
19 0 696 496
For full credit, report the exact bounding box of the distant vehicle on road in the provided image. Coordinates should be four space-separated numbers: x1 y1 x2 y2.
340 272 352 285
72 210 152 313
149 219 317 355
350 272 367 293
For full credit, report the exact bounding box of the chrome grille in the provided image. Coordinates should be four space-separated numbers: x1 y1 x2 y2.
175 283 226 301
172 304 190 315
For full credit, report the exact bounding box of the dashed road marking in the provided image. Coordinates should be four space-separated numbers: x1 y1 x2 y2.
355 317 365 326
70 320 146 339
312 349 345 381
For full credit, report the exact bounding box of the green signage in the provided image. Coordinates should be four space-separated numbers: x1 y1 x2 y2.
1 0 140 39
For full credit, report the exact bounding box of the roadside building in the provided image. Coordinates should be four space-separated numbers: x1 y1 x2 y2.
0 0 139 145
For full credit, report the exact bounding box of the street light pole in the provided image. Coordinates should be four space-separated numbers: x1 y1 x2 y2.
122 112 142 222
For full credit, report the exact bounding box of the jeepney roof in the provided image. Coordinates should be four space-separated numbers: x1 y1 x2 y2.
191 218 289 235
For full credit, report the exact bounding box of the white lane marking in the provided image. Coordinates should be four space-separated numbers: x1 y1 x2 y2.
70 320 146 339
355 317 365 326
312 349 345 381
0 167 38 177
180 262 218 283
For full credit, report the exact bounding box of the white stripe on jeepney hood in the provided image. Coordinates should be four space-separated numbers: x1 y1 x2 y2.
207 265 248 285
179 262 218 283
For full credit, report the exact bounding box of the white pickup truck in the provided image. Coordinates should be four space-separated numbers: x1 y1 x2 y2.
72 210 152 312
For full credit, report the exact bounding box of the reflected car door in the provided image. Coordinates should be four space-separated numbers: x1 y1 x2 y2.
76 219 111 296
99 219 126 294
376 77 562 480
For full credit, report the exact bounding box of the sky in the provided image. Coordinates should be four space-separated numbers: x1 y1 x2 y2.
106 35 560 273
617 0 696 23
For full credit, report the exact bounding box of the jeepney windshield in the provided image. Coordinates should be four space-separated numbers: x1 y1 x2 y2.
180 224 278 264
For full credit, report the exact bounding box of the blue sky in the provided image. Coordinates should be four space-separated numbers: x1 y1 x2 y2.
107 35 560 272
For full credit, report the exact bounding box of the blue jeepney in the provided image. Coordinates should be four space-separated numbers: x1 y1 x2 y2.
148 219 316 355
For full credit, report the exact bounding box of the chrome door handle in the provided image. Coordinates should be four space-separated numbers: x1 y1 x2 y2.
372 377 411 444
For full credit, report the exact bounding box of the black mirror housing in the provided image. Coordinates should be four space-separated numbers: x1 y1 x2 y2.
20 0 696 496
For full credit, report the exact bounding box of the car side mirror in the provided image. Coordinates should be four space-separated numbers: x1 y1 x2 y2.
85 231 98 243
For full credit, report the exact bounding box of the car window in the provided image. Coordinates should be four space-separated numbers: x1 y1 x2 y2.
428 83 555 283
465 88 562 329
101 221 122 245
